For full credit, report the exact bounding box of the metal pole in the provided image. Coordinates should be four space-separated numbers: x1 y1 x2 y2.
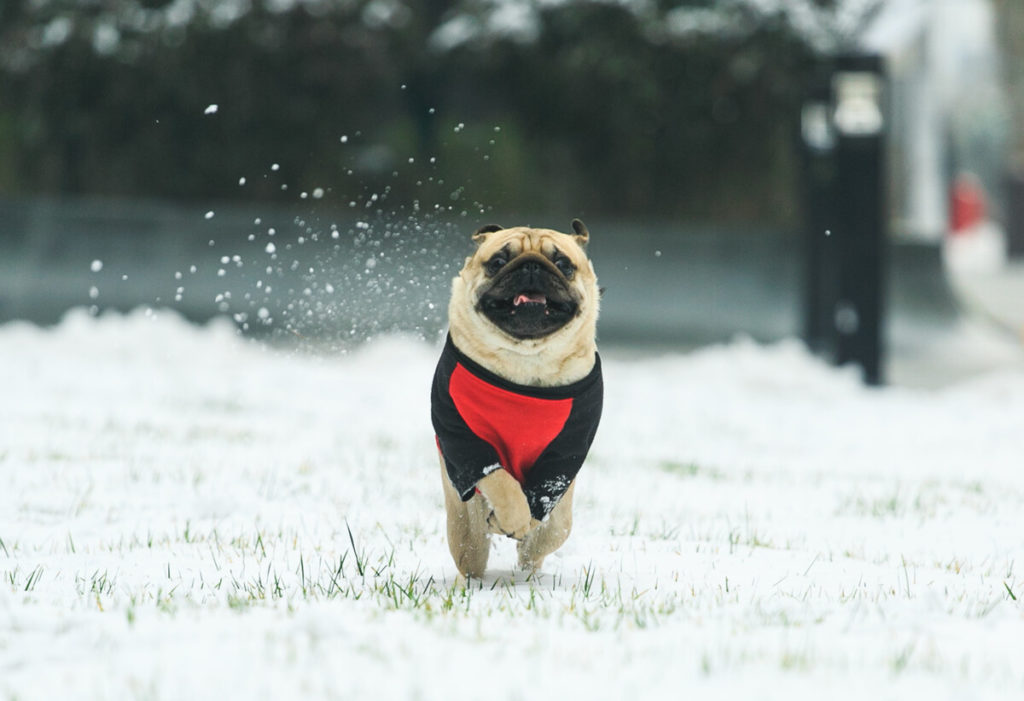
1007 169 1024 258
800 65 839 356
831 54 887 386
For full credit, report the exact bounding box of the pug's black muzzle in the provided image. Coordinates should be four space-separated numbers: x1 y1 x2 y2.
476 254 580 339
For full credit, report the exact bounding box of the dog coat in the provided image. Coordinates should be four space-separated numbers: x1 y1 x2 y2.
432 334 603 521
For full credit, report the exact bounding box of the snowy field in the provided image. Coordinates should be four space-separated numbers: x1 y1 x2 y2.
2 309 1023 700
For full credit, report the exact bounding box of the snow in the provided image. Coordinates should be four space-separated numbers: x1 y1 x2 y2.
2 309 1023 699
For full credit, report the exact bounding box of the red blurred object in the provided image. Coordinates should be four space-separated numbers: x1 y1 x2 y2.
950 174 986 235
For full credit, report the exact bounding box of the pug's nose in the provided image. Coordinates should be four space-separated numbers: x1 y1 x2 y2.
520 260 543 285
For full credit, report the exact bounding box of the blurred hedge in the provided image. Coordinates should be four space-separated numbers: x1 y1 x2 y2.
0 1 829 223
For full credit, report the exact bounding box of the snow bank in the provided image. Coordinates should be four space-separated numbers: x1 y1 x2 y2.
1 309 1022 700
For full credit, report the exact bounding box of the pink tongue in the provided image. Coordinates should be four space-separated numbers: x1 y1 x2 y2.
513 293 546 306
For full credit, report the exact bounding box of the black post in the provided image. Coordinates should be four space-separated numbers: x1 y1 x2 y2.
832 54 887 386
1007 168 1024 258
800 65 839 356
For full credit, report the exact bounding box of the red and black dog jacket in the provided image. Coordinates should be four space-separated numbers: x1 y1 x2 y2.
432 334 603 521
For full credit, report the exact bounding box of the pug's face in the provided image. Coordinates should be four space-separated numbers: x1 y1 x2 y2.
454 220 598 342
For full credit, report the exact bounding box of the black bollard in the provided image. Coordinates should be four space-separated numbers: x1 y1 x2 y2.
800 65 840 356
1007 168 1024 258
831 54 888 386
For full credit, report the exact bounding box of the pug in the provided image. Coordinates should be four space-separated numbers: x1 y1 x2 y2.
431 220 603 578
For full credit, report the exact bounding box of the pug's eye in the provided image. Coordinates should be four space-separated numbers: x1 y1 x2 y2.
485 255 507 276
554 256 575 279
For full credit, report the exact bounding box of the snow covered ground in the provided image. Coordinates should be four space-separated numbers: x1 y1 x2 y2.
2 309 1023 700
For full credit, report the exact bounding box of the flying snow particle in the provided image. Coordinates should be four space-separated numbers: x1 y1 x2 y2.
239 177 247 186
90 259 103 272
325 283 335 294
271 163 280 171
340 135 348 144
205 211 215 220
365 257 377 270
265 243 277 254
204 104 218 115
89 286 99 299
312 187 324 199
654 250 662 258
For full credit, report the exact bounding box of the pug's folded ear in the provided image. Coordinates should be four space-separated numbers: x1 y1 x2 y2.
571 219 589 246
473 224 504 244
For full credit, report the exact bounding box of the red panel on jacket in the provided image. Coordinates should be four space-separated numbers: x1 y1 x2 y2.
448 362 572 483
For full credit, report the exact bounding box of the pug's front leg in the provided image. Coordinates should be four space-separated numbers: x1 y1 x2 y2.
476 469 532 540
517 481 575 573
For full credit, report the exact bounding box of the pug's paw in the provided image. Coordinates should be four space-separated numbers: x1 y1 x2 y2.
477 469 531 540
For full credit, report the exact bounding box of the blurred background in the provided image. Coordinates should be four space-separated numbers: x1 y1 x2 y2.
1 0 1022 385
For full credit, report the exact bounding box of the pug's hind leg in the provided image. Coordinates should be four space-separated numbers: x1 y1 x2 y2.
440 458 491 578
517 482 575 573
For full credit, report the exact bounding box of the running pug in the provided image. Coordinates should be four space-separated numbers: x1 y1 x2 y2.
431 220 603 578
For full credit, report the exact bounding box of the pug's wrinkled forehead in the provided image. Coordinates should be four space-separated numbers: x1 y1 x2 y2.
471 220 589 261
